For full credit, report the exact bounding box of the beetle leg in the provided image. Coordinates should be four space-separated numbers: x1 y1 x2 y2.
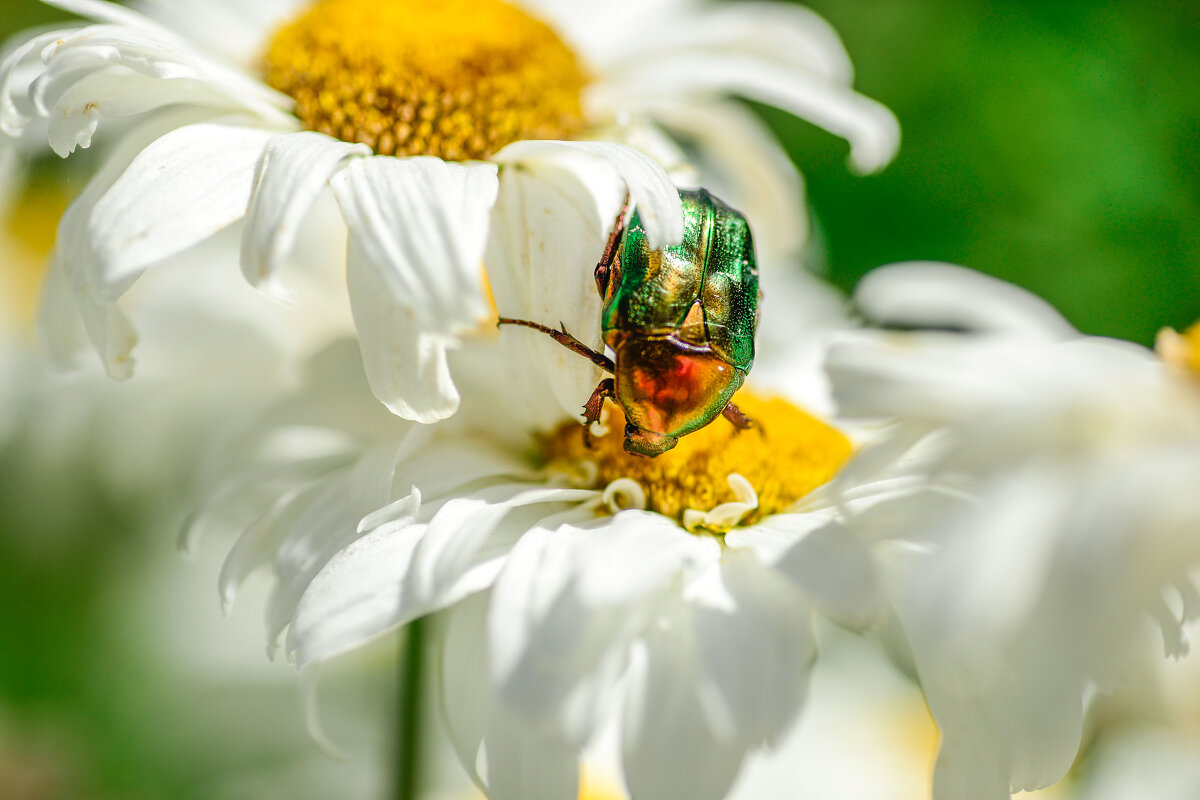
582 378 615 427
497 317 615 372
722 401 754 432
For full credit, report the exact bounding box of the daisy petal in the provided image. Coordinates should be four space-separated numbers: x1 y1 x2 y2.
691 550 816 743
0 32 64 136
623 611 744 800
648 99 808 261
490 512 716 736
288 483 585 666
439 592 491 788
241 132 368 299
44 64 272 158
485 701 579 800
770 519 882 628
854 261 1077 339
485 155 621 421
87 122 276 299
604 56 900 174
331 156 499 422
494 139 684 249
36 109 212 375
406 484 595 611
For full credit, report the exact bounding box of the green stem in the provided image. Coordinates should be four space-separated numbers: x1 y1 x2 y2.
396 616 425 800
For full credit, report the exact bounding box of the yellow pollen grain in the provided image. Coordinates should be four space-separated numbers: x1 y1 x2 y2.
1156 322 1200 377
541 392 853 527
264 0 587 160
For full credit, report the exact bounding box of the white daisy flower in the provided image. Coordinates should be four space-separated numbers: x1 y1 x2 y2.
190 262 908 800
825 263 1200 800
0 0 898 425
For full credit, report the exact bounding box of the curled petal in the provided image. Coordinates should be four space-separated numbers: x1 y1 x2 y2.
331 156 499 421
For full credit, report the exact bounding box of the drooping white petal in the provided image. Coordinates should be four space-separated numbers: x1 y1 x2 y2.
241 132 368 299
494 139 684 249
0 31 64 136
331 156 499 422
598 56 900 174
646 99 808 262
622 608 745 800
583 2 854 84
86 122 276 299
854 261 1077 339
484 153 621 423
29 23 293 152
44 64 283 159
37 108 213 375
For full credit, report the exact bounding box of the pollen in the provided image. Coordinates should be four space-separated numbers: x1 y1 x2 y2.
1156 322 1200 376
263 0 587 161
541 392 853 531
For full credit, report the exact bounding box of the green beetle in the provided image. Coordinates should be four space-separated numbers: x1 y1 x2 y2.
500 188 759 457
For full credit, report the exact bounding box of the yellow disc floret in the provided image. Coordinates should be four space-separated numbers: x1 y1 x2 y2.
264 0 587 160
1157 322 1200 377
541 392 853 531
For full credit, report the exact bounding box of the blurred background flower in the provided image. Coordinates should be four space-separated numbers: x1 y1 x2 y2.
3 0 1200 799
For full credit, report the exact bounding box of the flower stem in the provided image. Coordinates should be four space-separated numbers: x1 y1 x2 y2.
396 616 425 800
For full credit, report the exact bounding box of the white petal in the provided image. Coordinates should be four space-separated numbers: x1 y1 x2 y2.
485 155 621 422
0 31 64 136
646 99 808 262
30 24 292 151
622 611 745 800
45 63 281 158
769 518 882 628
265 476 362 652
87 122 276 299
485 701 579 800
601 56 900 174
131 0 303 66
240 132 368 299
854 262 1077 339
289 483 588 666
690 550 816 744
405 484 594 611
490 512 715 736
494 139 684 249
36 109 213 375
331 156 499 422
438 592 491 789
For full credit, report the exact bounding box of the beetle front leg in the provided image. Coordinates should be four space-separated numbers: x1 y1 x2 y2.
583 378 616 428
722 401 754 432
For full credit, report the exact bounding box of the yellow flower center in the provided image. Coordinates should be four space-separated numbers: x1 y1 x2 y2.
1 180 69 332
264 0 587 160
1156 322 1200 376
541 392 853 532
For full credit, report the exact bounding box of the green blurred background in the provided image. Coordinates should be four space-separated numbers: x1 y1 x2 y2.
3 0 1200 797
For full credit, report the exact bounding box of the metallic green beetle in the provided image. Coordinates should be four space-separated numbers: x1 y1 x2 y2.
500 188 759 457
